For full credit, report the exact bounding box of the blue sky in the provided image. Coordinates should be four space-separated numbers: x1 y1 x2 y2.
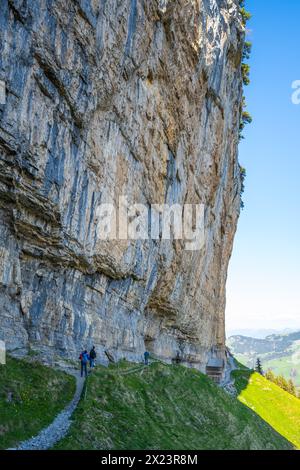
226 0 300 332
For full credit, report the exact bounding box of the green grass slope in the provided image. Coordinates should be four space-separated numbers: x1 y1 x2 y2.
56 361 293 450
233 369 300 449
0 356 76 449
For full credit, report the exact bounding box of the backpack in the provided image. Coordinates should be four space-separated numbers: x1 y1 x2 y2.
80 352 88 363
82 352 89 363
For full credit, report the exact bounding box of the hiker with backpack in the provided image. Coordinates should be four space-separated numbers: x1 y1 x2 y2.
144 351 150 365
89 346 97 368
79 350 89 377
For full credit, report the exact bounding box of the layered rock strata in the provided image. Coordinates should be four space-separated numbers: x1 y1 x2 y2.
0 0 244 370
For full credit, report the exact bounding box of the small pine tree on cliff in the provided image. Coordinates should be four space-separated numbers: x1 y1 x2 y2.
255 358 263 375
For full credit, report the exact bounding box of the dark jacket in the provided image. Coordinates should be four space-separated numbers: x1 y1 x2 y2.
90 348 97 359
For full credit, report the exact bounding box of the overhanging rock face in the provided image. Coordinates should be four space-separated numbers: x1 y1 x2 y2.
0 0 244 370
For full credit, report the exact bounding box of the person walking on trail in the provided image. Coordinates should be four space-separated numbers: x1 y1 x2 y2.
89 346 96 368
144 351 150 365
79 350 89 377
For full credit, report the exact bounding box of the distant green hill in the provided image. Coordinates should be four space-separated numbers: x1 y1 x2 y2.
56 360 296 450
227 331 300 386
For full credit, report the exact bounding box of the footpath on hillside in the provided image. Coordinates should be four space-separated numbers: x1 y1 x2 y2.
11 361 148 450
12 369 85 451
10 355 235 450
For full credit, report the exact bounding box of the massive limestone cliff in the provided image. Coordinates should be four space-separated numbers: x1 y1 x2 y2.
0 0 244 370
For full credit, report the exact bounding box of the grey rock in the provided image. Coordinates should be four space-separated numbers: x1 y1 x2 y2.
0 0 244 372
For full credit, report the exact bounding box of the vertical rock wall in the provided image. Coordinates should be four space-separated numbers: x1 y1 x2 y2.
0 0 244 370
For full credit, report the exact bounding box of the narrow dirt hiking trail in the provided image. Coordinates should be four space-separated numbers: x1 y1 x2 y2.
12 370 85 450
10 360 171 450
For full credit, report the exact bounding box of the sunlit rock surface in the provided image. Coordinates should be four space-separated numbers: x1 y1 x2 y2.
0 0 244 369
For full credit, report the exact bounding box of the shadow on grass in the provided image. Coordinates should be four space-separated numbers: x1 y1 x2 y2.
54 360 295 450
